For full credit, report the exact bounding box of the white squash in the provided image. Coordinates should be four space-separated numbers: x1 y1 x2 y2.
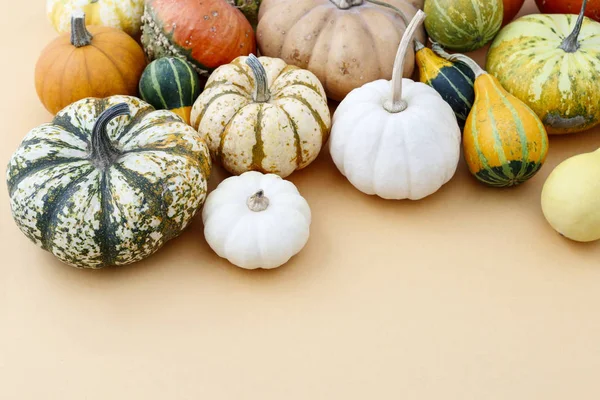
329 10 461 200
202 171 311 270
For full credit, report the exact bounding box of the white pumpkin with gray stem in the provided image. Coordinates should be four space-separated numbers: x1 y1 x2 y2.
202 171 311 270
328 10 461 200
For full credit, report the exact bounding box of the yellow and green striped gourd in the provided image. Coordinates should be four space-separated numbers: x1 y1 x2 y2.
435 49 549 187
415 41 475 128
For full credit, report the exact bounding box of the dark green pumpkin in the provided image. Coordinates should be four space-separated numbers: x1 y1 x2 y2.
414 41 475 128
139 57 201 124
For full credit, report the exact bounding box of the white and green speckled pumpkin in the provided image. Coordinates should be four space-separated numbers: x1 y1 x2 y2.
6 95 212 269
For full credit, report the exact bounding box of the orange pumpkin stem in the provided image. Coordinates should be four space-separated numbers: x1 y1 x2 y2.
560 0 588 53
70 11 92 48
384 10 426 113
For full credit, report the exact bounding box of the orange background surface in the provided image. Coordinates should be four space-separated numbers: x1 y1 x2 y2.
2 1 600 399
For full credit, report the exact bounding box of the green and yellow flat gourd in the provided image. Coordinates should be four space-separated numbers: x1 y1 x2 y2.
6 95 211 269
486 0 600 134
139 57 201 125
435 49 549 187
415 41 475 127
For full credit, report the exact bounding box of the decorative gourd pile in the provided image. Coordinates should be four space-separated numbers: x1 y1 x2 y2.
8 0 600 272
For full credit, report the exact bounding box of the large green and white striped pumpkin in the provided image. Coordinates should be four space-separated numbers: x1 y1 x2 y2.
139 57 201 125
423 0 503 51
6 95 212 269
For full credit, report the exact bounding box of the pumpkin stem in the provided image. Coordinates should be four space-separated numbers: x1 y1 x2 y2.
90 103 130 170
70 11 92 48
246 54 271 103
384 9 426 113
560 0 588 53
247 190 269 212
329 0 363 9
431 42 486 78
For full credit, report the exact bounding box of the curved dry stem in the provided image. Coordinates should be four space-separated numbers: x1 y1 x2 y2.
70 11 92 47
431 42 486 78
246 54 271 103
383 9 426 113
560 0 588 53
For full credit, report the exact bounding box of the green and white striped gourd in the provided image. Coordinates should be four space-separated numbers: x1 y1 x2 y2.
139 57 201 125
423 0 503 51
6 95 212 269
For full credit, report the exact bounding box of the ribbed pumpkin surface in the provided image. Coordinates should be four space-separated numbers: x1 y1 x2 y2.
486 13 600 134
190 56 331 178
141 0 256 76
7 96 211 268
256 0 426 101
35 25 146 115
463 74 549 187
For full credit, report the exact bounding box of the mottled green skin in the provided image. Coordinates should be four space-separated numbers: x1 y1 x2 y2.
424 0 503 51
6 95 211 269
139 57 201 111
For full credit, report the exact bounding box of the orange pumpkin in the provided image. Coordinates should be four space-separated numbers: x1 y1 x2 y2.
35 12 146 115
141 0 256 78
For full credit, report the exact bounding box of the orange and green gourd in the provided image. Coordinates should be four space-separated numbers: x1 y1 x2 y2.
435 48 549 187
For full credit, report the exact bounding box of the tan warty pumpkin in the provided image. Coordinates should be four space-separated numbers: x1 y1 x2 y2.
256 0 426 101
35 11 146 115
190 54 331 178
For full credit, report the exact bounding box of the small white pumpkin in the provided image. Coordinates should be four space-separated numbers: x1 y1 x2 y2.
202 171 311 270
329 10 461 200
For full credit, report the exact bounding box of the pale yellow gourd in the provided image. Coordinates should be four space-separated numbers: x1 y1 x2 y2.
541 149 600 242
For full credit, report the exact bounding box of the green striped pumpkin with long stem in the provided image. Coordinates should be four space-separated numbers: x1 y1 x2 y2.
139 57 201 125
